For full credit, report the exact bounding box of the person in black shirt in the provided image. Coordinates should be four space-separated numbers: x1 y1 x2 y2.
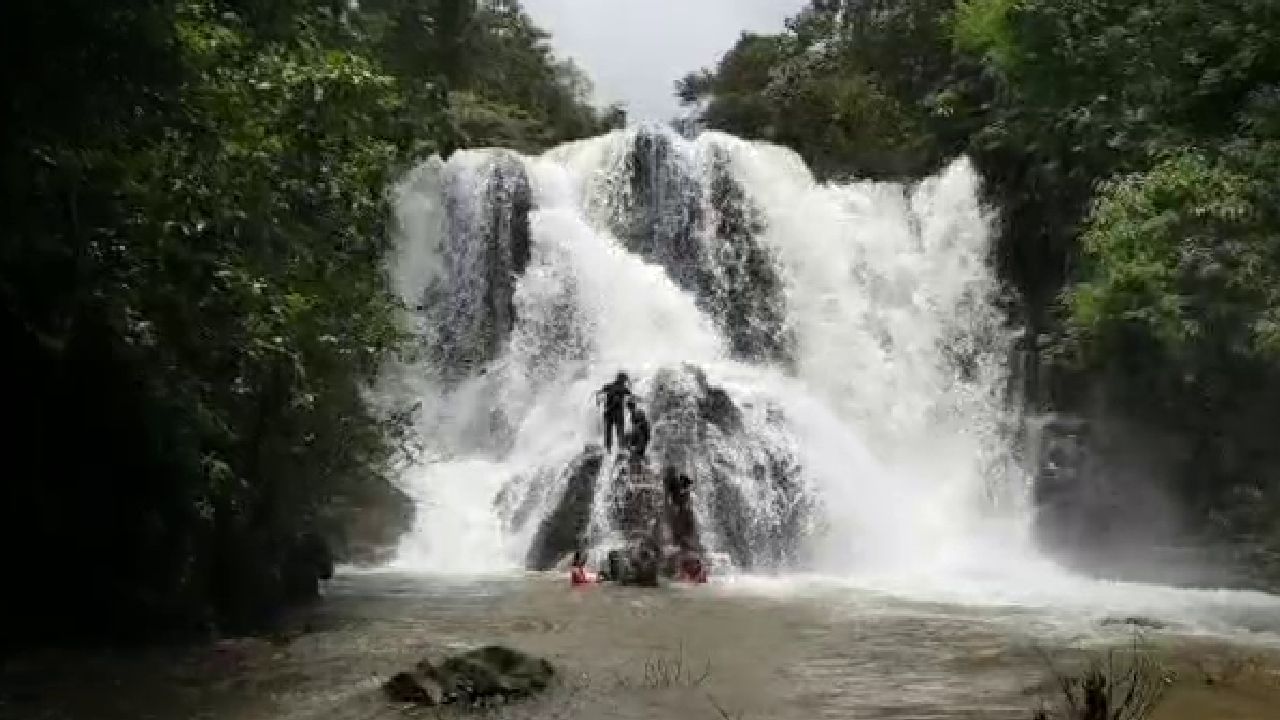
626 398 650 460
595 372 631 453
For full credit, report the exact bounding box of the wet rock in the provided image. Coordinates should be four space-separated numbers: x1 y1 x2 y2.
701 146 791 364
608 128 705 293
603 131 791 364
605 542 661 587
433 151 533 377
645 364 808 569
525 447 603 570
384 669 446 705
611 461 665 542
384 646 554 707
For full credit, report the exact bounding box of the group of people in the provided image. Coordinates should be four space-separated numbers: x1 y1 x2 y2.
569 371 707 587
595 372 650 460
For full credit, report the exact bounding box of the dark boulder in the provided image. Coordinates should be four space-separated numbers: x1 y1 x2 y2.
608 128 705 293
525 447 603 570
384 645 555 707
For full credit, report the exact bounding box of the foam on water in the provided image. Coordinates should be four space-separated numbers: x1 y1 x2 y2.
380 126 1280 636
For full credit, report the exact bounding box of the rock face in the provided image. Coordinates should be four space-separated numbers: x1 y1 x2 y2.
606 128 705 293
1032 415 1183 556
434 151 532 377
597 130 791 365
647 364 810 569
384 645 555 707
508 363 814 575
700 146 791 364
1030 414 1249 588
524 448 603 571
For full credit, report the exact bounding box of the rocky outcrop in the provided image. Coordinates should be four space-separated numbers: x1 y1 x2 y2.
384 645 555 707
435 151 532 377
524 448 603 570
646 364 810 569
608 128 706 293
510 363 813 576
599 130 791 364
701 146 791 364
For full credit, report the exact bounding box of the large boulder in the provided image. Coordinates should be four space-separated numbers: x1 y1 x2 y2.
509 363 814 576
384 645 555 707
590 130 789 364
524 447 603 570
646 364 809 569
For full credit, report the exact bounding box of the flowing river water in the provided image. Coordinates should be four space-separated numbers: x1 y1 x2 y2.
8 127 1280 719
5 570 1280 719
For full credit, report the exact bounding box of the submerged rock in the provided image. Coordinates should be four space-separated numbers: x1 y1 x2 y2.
383 645 555 707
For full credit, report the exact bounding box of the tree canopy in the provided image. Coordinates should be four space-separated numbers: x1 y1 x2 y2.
0 0 619 642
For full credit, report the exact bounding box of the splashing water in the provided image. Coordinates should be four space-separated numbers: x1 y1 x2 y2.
385 127 1017 572
378 126 1280 635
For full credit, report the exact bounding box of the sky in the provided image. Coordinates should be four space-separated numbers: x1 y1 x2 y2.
521 0 808 122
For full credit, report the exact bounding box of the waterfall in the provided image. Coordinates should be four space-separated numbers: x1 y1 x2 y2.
383 126 1032 579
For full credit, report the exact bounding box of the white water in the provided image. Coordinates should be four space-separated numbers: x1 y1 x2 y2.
379 127 1280 636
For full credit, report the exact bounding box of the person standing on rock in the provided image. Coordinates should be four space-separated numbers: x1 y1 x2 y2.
595 371 632 454
626 398 650 461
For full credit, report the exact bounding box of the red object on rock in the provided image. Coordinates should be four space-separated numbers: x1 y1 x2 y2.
570 566 598 585
677 556 708 583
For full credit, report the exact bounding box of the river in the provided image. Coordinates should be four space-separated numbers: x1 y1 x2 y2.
5 570 1280 719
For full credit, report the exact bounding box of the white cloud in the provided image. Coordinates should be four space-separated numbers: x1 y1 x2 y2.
521 0 807 121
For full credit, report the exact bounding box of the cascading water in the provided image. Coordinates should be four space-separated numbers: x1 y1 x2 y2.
382 125 1036 583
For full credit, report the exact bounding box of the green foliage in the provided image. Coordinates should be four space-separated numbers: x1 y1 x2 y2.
1064 149 1278 390
953 0 1018 68
677 18 950 180
685 0 1280 547
1 0 609 642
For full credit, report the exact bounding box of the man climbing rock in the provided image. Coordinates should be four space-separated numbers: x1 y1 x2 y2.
626 398 650 461
595 372 632 454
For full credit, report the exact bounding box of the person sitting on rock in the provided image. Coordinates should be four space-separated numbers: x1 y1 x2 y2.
594 371 632 454
569 550 600 586
626 398 650 461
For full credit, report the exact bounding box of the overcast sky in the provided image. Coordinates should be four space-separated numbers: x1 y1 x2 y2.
522 0 808 121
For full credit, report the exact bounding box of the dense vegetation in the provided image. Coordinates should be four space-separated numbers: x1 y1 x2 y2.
1 0 618 644
680 0 1280 572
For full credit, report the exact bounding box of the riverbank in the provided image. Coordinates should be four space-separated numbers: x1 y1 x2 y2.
4 571 1280 720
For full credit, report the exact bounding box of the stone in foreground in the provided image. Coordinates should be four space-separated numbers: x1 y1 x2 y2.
383 645 555 707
